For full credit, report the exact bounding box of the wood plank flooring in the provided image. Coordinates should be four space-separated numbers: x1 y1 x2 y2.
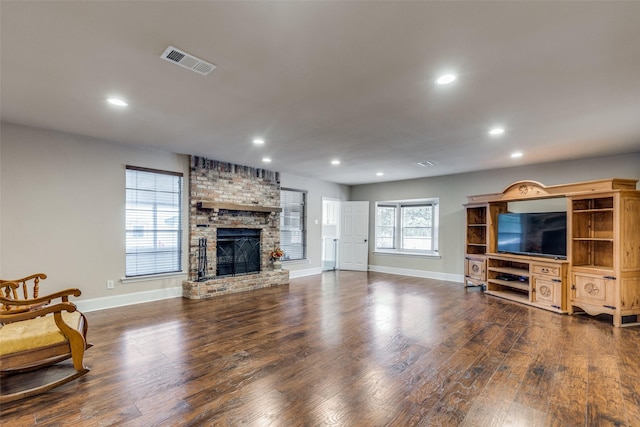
2 271 640 426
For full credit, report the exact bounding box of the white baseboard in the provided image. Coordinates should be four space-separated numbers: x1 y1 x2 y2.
75 287 182 313
288 267 323 279
368 265 464 283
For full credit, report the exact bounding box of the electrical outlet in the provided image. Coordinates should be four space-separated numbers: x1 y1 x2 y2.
106 280 114 290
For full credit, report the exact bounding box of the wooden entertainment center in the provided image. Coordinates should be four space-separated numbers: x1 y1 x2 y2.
464 178 640 327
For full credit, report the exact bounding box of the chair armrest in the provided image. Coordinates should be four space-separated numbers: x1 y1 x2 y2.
0 301 78 324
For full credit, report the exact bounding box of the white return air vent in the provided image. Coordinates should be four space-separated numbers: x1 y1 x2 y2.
161 46 216 76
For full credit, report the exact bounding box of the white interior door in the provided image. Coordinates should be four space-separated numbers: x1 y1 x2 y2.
339 201 369 271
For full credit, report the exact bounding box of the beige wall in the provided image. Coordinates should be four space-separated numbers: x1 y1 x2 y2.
0 123 190 302
351 152 640 279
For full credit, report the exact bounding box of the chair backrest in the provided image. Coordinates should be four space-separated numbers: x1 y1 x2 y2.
0 273 48 313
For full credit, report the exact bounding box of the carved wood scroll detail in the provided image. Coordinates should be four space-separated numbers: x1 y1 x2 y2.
539 285 552 298
584 282 600 296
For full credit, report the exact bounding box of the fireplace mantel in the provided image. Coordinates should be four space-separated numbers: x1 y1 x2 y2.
197 201 282 213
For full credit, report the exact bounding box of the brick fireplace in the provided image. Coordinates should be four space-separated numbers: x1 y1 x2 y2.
182 156 289 299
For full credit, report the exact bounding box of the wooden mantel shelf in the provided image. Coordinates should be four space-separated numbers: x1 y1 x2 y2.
197 201 282 213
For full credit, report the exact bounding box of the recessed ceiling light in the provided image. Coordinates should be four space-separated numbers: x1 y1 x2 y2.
489 127 505 136
436 73 457 85
331 160 341 165
106 97 128 107
417 161 435 167
262 157 271 163
253 139 265 145
376 172 384 176
511 152 523 158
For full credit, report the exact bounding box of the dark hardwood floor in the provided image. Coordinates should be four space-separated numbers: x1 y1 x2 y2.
2 271 639 426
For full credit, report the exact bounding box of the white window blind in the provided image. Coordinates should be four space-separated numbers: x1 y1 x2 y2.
280 188 306 261
125 166 183 277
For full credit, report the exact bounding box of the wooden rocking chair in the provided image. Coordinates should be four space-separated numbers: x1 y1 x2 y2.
0 284 91 403
1 273 49 313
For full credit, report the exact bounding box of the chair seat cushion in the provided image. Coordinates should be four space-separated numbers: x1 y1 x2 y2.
0 311 82 356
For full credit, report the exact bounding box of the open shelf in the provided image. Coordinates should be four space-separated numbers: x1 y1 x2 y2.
572 197 614 211
467 206 487 225
487 279 528 292
487 266 529 277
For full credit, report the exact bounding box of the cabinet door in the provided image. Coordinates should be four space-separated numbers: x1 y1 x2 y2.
533 277 562 309
572 273 615 308
466 258 486 281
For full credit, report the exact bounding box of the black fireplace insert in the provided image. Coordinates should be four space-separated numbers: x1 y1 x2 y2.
216 228 261 277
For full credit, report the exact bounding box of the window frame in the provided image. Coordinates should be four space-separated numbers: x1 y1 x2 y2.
280 188 307 262
374 198 439 256
125 165 184 278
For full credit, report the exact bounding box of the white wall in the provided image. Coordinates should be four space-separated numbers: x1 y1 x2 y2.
351 152 640 281
0 123 190 309
279 173 350 277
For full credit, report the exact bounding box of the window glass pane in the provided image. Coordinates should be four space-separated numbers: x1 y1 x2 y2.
401 205 433 250
376 206 396 249
280 189 306 260
126 167 182 277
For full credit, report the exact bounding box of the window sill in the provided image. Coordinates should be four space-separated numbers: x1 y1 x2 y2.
121 271 187 284
374 250 441 259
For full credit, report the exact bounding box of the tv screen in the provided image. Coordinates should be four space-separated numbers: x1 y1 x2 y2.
497 212 567 259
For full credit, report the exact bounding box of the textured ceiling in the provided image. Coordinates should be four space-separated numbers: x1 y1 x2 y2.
2 1 640 185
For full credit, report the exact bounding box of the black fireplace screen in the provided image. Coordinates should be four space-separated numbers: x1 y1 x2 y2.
216 228 261 277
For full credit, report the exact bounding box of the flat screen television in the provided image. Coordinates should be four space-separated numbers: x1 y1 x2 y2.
496 212 567 259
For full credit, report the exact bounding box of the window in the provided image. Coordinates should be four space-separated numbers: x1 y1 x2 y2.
280 188 306 261
125 166 183 277
374 199 439 255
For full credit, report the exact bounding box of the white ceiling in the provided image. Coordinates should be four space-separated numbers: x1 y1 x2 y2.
2 1 640 185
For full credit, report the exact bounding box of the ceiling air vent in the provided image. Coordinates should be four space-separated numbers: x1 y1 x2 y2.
160 46 216 76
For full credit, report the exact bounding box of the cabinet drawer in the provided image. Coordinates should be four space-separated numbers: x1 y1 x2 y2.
572 273 615 308
465 258 486 281
533 277 563 309
532 264 560 278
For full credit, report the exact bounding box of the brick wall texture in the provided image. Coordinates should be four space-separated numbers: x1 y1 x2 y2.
184 156 288 298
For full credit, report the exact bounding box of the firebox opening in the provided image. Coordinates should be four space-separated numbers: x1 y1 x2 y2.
216 228 261 277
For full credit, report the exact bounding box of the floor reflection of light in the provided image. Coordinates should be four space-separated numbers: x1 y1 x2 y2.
372 290 396 335
320 280 342 346
401 294 433 342
374 304 394 333
120 320 184 366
